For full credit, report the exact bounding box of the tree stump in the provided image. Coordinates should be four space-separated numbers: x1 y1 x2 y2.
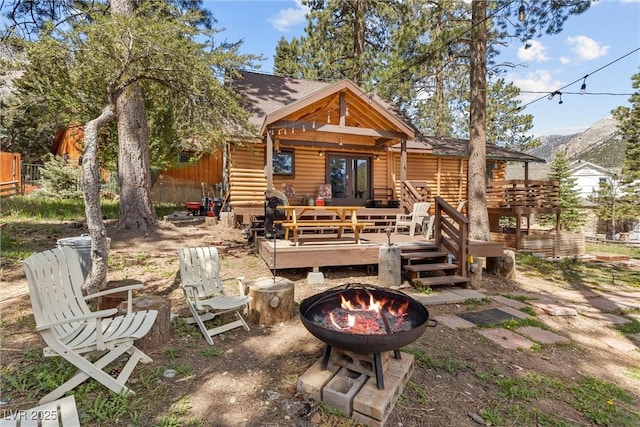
248 277 295 326
118 296 171 353
219 212 236 228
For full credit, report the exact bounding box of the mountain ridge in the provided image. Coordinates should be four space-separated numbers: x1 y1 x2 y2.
528 116 624 170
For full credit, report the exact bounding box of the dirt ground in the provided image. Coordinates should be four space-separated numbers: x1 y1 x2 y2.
1 218 640 426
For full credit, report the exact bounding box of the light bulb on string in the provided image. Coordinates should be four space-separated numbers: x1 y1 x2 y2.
518 2 526 22
580 75 588 95
558 92 563 104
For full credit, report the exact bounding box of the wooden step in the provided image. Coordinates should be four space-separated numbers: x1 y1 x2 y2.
403 263 459 273
398 243 438 252
401 251 449 260
413 275 470 287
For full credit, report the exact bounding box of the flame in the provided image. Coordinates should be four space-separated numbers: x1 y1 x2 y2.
329 311 356 329
333 290 410 332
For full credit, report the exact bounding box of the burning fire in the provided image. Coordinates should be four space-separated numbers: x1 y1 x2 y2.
326 290 409 334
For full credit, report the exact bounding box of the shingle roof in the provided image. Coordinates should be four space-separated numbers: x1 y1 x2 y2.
232 70 544 163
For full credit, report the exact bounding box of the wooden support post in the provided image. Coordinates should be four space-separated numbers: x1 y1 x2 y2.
265 132 274 191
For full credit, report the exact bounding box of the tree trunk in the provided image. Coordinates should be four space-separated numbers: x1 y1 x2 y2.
82 104 116 295
112 0 157 233
468 0 490 243
468 0 491 287
115 84 157 233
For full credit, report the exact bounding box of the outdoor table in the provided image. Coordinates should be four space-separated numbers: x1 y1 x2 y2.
276 205 371 245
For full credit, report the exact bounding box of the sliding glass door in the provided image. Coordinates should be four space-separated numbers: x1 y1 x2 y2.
327 154 371 205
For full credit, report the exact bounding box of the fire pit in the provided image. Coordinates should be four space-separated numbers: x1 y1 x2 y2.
299 283 435 389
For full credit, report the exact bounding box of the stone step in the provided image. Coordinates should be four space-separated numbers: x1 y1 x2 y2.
403 263 459 273
414 275 470 287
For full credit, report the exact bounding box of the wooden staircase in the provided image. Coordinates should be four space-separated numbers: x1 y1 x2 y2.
399 196 471 289
400 244 470 288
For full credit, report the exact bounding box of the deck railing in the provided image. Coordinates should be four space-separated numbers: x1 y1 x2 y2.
400 180 431 212
486 179 559 209
433 196 468 277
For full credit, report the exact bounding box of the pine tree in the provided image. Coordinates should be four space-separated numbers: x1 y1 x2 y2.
544 151 583 232
612 68 640 222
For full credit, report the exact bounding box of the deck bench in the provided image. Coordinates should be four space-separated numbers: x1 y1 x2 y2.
280 220 374 245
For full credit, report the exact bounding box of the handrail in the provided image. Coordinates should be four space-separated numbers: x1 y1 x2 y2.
434 196 469 278
401 181 430 212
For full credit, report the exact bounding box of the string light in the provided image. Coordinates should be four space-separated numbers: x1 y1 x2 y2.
580 75 588 95
518 2 525 22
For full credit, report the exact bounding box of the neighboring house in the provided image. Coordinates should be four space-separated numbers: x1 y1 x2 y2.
568 160 619 202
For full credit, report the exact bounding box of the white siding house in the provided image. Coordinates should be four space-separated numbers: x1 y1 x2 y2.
569 160 618 201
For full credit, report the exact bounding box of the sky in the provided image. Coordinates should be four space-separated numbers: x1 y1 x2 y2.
204 0 640 137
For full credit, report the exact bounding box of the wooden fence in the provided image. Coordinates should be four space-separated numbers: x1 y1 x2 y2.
0 152 21 197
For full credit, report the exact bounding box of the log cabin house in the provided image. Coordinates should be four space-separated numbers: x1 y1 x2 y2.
226 71 581 263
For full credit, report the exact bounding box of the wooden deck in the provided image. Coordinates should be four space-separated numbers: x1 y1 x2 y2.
257 231 504 270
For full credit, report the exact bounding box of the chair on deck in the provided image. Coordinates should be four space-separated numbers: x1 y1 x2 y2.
394 202 431 236
318 184 332 205
177 247 251 345
22 247 158 404
281 182 299 205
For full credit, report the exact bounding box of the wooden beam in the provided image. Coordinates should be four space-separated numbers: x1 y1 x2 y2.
265 132 273 190
270 120 408 140
274 139 387 152
339 92 346 127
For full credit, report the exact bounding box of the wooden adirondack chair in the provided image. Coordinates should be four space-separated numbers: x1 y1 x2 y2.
0 395 79 427
177 247 252 345
394 202 431 236
23 247 158 405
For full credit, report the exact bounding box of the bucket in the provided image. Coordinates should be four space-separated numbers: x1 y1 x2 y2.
316 197 325 206
56 235 111 279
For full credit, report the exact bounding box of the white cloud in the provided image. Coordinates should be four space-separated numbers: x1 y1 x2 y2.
565 35 610 60
269 1 309 32
517 40 549 62
508 69 563 103
559 56 571 65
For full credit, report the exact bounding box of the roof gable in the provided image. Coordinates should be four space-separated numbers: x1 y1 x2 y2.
232 71 415 140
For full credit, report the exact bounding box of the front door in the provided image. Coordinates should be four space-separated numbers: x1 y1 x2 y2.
327 154 371 205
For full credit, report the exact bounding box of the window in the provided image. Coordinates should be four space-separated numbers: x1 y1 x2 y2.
599 177 607 184
273 149 294 176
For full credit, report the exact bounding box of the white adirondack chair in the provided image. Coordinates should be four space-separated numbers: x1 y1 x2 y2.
23 247 158 405
0 395 79 427
394 202 431 236
177 247 252 345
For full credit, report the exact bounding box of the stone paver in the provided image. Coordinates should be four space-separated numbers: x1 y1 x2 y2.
601 337 638 352
477 328 535 350
588 297 627 312
530 302 578 316
449 289 486 300
433 314 475 330
496 306 531 319
490 295 528 310
581 312 632 325
516 326 570 344
553 289 599 303
409 293 445 306
436 290 468 304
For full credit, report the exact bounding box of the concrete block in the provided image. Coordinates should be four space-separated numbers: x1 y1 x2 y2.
490 295 528 310
433 314 476 330
516 326 570 344
307 271 325 285
297 358 340 401
330 349 390 378
322 368 368 416
352 352 414 421
478 328 534 350
497 306 531 319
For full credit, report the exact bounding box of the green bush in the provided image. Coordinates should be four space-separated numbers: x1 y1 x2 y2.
36 154 83 199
